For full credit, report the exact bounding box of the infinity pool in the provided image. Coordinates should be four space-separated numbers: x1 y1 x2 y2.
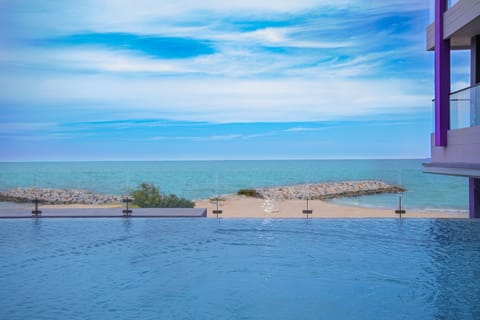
1 218 480 319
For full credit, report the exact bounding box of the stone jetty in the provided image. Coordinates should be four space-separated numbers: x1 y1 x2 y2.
251 180 405 201
0 188 122 205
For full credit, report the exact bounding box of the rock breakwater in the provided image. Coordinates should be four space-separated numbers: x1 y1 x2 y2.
0 188 122 205
0 180 405 205
253 180 405 201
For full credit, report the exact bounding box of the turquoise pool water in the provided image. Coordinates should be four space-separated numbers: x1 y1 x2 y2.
1 218 480 319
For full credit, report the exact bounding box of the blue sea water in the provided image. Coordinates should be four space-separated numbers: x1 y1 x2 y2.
0 159 468 211
1 218 480 320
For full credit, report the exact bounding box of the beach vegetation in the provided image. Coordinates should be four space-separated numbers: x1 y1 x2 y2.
131 183 194 208
237 189 260 197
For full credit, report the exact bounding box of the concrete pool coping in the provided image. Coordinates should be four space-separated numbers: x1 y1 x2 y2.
0 208 207 218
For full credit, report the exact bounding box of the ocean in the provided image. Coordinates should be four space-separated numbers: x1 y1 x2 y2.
0 159 468 212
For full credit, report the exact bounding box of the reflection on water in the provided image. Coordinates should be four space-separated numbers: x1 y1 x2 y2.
427 220 480 319
122 217 132 233
0 219 479 320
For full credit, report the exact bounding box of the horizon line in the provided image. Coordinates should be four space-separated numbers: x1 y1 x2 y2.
0 157 430 163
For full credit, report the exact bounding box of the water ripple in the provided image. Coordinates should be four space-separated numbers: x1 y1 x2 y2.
1 218 480 320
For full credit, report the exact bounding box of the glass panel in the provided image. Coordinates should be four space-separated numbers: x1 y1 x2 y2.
449 84 480 130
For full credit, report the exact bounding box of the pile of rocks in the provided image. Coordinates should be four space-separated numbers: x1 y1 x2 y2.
0 188 123 205
254 180 405 201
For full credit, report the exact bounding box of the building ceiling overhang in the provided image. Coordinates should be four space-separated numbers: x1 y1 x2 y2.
427 0 480 51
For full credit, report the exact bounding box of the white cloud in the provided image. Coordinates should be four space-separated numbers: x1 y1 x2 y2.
3 0 429 38
0 71 431 123
0 122 58 134
12 133 73 141
0 0 435 125
0 47 194 74
209 26 355 49
0 40 351 78
151 134 243 142
285 127 334 132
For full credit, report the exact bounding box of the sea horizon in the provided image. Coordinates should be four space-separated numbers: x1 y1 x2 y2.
0 157 432 163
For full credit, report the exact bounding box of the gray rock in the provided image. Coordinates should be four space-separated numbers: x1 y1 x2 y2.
254 180 405 200
0 188 123 205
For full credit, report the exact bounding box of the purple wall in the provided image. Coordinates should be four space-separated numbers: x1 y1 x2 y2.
435 0 451 147
470 178 480 218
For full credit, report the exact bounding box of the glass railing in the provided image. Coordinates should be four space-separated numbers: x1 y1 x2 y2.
449 84 480 129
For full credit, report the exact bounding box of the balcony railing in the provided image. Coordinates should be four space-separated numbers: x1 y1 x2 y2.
449 84 480 130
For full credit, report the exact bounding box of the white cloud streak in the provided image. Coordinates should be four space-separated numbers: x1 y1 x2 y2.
3 0 429 37
0 71 431 123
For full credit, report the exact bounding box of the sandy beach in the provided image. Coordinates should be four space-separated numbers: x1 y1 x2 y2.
8 197 467 219
195 196 467 219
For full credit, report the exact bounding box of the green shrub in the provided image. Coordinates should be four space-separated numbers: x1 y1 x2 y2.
131 183 194 208
237 189 260 197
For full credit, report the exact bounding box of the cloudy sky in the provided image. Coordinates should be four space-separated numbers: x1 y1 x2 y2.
0 0 470 160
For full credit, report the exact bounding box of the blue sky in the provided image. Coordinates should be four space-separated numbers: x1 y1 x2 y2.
0 0 470 160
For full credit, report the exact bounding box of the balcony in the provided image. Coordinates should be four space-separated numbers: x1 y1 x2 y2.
450 84 480 129
426 0 480 51
429 0 461 23
426 84 480 176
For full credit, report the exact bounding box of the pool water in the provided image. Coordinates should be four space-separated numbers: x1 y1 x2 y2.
1 218 480 319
